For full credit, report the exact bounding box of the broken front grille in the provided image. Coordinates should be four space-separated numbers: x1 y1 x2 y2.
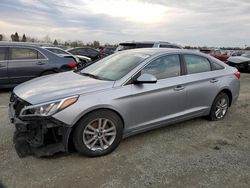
10 93 30 117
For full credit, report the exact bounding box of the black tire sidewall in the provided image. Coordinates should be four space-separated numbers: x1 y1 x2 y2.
73 110 123 157
210 93 229 121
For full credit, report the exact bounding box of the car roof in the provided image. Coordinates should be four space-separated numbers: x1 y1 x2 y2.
0 41 49 48
119 41 172 44
67 47 97 51
117 48 199 56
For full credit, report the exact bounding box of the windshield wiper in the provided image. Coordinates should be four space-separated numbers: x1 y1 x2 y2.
80 72 110 81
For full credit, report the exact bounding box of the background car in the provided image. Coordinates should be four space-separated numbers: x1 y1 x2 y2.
42 46 79 62
115 41 182 52
102 46 116 55
227 52 250 72
67 47 101 61
0 42 77 88
43 46 91 70
200 48 230 62
9 48 240 158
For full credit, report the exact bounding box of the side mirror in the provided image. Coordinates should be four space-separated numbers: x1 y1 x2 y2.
135 73 157 84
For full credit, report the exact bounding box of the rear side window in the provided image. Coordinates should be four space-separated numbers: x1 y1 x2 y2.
159 44 171 48
184 55 211 74
142 55 181 80
87 49 98 56
68 49 78 55
77 49 88 56
0 47 6 61
212 61 224 70
136 43 154 48
10 48 45 60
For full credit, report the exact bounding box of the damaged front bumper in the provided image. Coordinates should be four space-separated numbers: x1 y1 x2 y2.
9 94 72 158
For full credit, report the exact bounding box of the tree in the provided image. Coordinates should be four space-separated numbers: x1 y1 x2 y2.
43 35 51 43
11 32 19 41
53 39 58 45
93 41 100 48
0 34 3 41
21 34 27 42
71 41 78 48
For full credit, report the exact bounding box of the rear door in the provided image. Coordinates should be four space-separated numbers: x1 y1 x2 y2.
0 47 8 85
8 47 47 84
182 54 220 113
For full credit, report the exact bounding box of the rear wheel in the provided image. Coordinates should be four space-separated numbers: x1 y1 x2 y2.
209 93 229 121
73 110 123 157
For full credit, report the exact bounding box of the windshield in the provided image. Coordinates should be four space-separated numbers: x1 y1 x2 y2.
80 52 150 81
242 53 250 58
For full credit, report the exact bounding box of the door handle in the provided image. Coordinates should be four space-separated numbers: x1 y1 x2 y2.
210 78 218 83
37 61 46 65
174 85 185 91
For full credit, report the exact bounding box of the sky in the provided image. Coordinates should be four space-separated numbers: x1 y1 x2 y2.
0 0 250 47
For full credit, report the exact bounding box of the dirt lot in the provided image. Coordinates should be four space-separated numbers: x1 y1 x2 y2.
0 74 250 188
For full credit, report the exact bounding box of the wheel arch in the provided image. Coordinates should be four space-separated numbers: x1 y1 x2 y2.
39 69 58 76
217 88 233 106
67 107 125 152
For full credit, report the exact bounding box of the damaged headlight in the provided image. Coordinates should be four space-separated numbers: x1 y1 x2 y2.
20 95 79 117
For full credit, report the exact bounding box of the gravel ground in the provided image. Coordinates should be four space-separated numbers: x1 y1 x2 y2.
0 74 250 188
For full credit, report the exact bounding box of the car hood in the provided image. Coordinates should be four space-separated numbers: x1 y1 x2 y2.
228 56 250 64
14 71 114 104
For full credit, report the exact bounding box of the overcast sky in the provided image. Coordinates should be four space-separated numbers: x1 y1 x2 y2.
0 0 249 47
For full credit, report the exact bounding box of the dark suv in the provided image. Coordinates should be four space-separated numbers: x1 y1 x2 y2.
115 41 182 52
0 42 77 88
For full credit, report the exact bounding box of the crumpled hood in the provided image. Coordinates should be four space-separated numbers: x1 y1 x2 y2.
228 56 250 64
14 71 114 104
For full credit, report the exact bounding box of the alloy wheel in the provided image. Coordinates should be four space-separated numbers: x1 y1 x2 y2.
215 98 228 119
83 118 117 151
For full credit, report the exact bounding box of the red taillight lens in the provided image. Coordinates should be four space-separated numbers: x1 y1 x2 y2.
234 71 240 79
67 61 77 68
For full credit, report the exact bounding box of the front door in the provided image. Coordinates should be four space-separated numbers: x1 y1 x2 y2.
128 54 187 131
8 47 47 84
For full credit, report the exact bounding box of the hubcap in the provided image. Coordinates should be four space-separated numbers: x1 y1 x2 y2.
215 98 228 119
83 118 116 151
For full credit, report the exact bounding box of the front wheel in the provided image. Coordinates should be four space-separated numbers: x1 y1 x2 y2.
209 93 229 121
73 110 123 157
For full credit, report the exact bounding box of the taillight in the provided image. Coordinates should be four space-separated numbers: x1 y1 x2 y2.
234 71 240 79
67 61 77 68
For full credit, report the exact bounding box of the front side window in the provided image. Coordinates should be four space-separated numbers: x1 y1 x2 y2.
184 55 211 74
0 47 6 61
10 48 45 60
142 55 181 80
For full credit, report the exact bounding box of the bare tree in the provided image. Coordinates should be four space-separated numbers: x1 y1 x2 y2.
11 32 19 41
43 35 52 43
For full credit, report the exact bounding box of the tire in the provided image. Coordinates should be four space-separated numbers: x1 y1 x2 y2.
209 92 230 121
41 70 56 76
73 110 123 157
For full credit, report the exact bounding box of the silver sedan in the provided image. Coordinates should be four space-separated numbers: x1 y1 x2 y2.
9 48 240 157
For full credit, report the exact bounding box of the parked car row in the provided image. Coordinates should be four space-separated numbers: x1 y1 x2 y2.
200 48 230 62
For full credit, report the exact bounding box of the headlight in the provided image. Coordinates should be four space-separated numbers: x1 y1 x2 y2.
20 95 79 117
